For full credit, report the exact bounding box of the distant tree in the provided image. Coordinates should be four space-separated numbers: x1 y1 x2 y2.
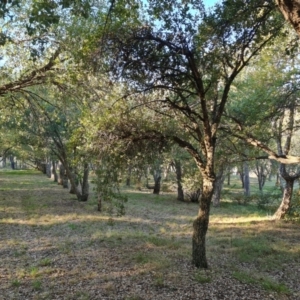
226 33 300 219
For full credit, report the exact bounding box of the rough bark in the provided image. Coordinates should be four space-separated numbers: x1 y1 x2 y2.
276 0 300 36
174 160 184 201
192 176 214 269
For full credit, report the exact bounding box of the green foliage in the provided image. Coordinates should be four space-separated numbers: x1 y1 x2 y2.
94 157 128 216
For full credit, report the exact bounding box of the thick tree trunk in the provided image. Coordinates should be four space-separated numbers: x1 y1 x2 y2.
276 0 300 36
174 160 184 201
274 178 294 219
192 176 214 269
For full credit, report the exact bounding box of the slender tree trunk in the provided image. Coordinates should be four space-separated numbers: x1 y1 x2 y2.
174 160 184 201
212 168 225 207
255 163 267 192
192 176 214 269
69 170 79 194
243 161 250 197
97 193 102 212
52 161 58 182
274 178 294 219
46 162 52 178
227 170 230 186
79 163 89 202
126 165 131 187
59 164 68 188
239 168 245 188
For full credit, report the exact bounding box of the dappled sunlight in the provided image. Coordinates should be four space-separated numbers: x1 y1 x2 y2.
211 215 274 224
1 213 111 226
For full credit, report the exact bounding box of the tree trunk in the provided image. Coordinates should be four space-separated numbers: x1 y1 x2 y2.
274 177 294 219
192 176 214 269
52 161 58 182
239 167 244 188
10 155 15 170
227 170 230 186
126 165 131 187
59 164 68 188
79 162 89 202
64 163 83 201
97 193 102 212
254 162 269 192
46 162 51 178
276 0 300 36
69 171 79 194
153 174 161 194
174 160 184 201
212 168 225 207
243 161 250 197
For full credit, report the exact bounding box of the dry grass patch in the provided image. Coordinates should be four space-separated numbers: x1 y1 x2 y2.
0 170 299 299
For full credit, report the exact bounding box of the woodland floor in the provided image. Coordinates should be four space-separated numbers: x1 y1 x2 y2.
0 170 299 300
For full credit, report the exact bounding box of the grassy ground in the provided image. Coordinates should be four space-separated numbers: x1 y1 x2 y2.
0 170 299 299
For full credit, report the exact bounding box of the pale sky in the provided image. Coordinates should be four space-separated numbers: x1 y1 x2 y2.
203 0 220 7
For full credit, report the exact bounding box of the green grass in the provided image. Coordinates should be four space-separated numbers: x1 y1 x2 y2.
233 270 291 294
32 279 42 291
11 279 21 287
194 272 211 284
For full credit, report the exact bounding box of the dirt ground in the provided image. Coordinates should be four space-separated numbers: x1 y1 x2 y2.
0 171 299 299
